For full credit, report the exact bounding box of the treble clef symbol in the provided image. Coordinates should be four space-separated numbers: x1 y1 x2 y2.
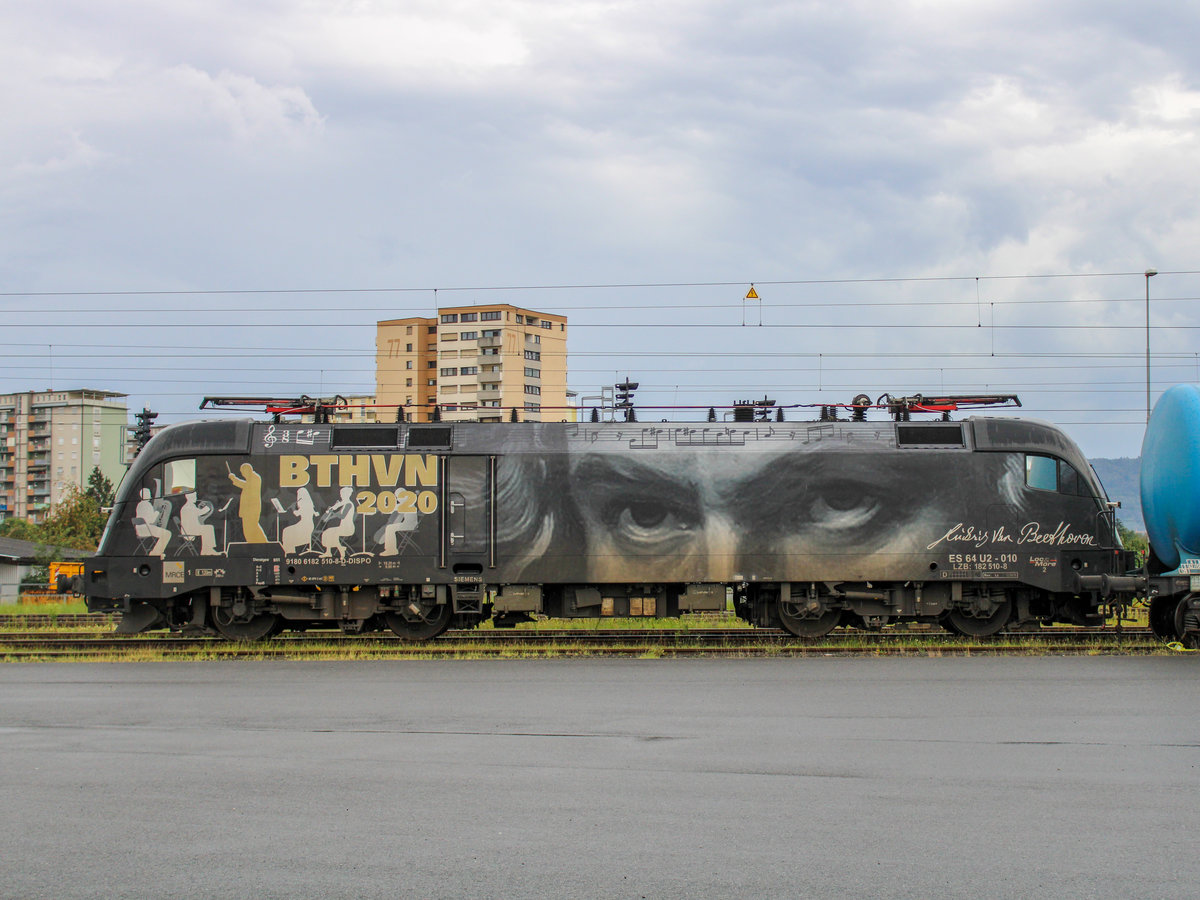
263 424 278 448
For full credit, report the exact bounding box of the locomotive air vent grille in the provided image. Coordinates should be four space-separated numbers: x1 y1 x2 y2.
331 426 400 449
406 426 453 449
896 423 965 447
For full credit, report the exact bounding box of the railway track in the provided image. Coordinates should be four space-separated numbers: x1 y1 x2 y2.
0 625 1163 660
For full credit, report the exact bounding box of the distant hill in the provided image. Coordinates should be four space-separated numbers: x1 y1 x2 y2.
1089 457 1143 533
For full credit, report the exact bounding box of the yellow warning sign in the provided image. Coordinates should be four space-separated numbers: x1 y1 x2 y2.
745 286 759 300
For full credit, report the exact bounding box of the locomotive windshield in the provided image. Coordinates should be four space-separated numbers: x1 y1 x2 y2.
1025 454 1093 498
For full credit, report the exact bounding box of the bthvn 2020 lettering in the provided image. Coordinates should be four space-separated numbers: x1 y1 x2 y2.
278 454 438 489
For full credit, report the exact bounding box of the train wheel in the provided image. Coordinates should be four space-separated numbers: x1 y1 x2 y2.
1148 597 1180 640
384 602 452 641
211 608 281 641
778 603 842 638
945 597 1012 637
1149 594 1200 645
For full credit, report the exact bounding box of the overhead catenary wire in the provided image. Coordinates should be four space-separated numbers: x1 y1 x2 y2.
3 269 1198 450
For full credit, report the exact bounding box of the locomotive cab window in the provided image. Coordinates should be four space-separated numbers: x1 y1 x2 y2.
1025 454 1088 496
163 459 196 495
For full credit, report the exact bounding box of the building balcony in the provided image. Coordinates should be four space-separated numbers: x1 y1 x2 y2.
477 387 502 401
477 336 503 349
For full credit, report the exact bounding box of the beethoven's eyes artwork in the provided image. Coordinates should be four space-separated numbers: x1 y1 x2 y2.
567 451 943 559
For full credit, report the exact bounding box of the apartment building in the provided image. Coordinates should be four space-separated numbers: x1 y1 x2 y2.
376 304 568 423
326 395 381 424
0 389 129 523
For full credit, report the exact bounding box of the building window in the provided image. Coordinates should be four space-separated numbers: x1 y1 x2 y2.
440 314 458 323
406 378 413 387
406 325 414 335
427 361 437 368
427 379 436 386
441 332 457 341
524 385 541 395
540 320 552 329
460 331 478 341
427 325 437 334
524 350 540 361
524 403 541 411
526 317 539 325
405 343 413 352
515 315 524 323
524 367 540 378
406 360 414 369
481 311 501 321
440 367 458 377
459 366 478 375
482 329 501 338
459 312 478 322
481 348 499 356
527 334 541 344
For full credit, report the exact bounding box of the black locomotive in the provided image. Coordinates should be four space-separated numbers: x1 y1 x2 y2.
78 394 1135 640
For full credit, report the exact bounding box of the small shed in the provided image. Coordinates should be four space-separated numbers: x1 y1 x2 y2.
0 537 91 602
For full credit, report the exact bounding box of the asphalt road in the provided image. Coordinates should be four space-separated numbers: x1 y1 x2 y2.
2 657 1198 899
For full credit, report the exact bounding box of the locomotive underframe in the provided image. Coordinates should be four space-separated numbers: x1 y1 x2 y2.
86 561 1108 641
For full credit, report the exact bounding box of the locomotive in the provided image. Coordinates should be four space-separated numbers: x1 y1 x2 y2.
76 392 1143 640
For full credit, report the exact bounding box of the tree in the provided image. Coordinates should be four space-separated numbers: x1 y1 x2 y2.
85 467 115 508
40 485 107 551
0 517 41 542
1117 520 1149 567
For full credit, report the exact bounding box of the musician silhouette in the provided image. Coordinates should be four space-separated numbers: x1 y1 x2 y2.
319 486 356 558
281 487 317 555
179 491 217 554
134 487 172 556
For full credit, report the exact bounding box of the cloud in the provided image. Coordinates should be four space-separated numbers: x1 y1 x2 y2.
2 0 1199 457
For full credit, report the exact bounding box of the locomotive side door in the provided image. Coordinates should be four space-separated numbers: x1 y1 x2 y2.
443 455 491 565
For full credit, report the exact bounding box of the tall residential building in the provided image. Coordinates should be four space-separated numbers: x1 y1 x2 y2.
0 389 129 523
376 304 568 423
325 395 380 424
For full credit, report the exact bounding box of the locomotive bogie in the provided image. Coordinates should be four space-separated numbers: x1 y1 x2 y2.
81 415 1127 640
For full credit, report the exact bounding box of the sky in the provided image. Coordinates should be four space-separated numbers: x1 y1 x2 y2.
3 0 1200 459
